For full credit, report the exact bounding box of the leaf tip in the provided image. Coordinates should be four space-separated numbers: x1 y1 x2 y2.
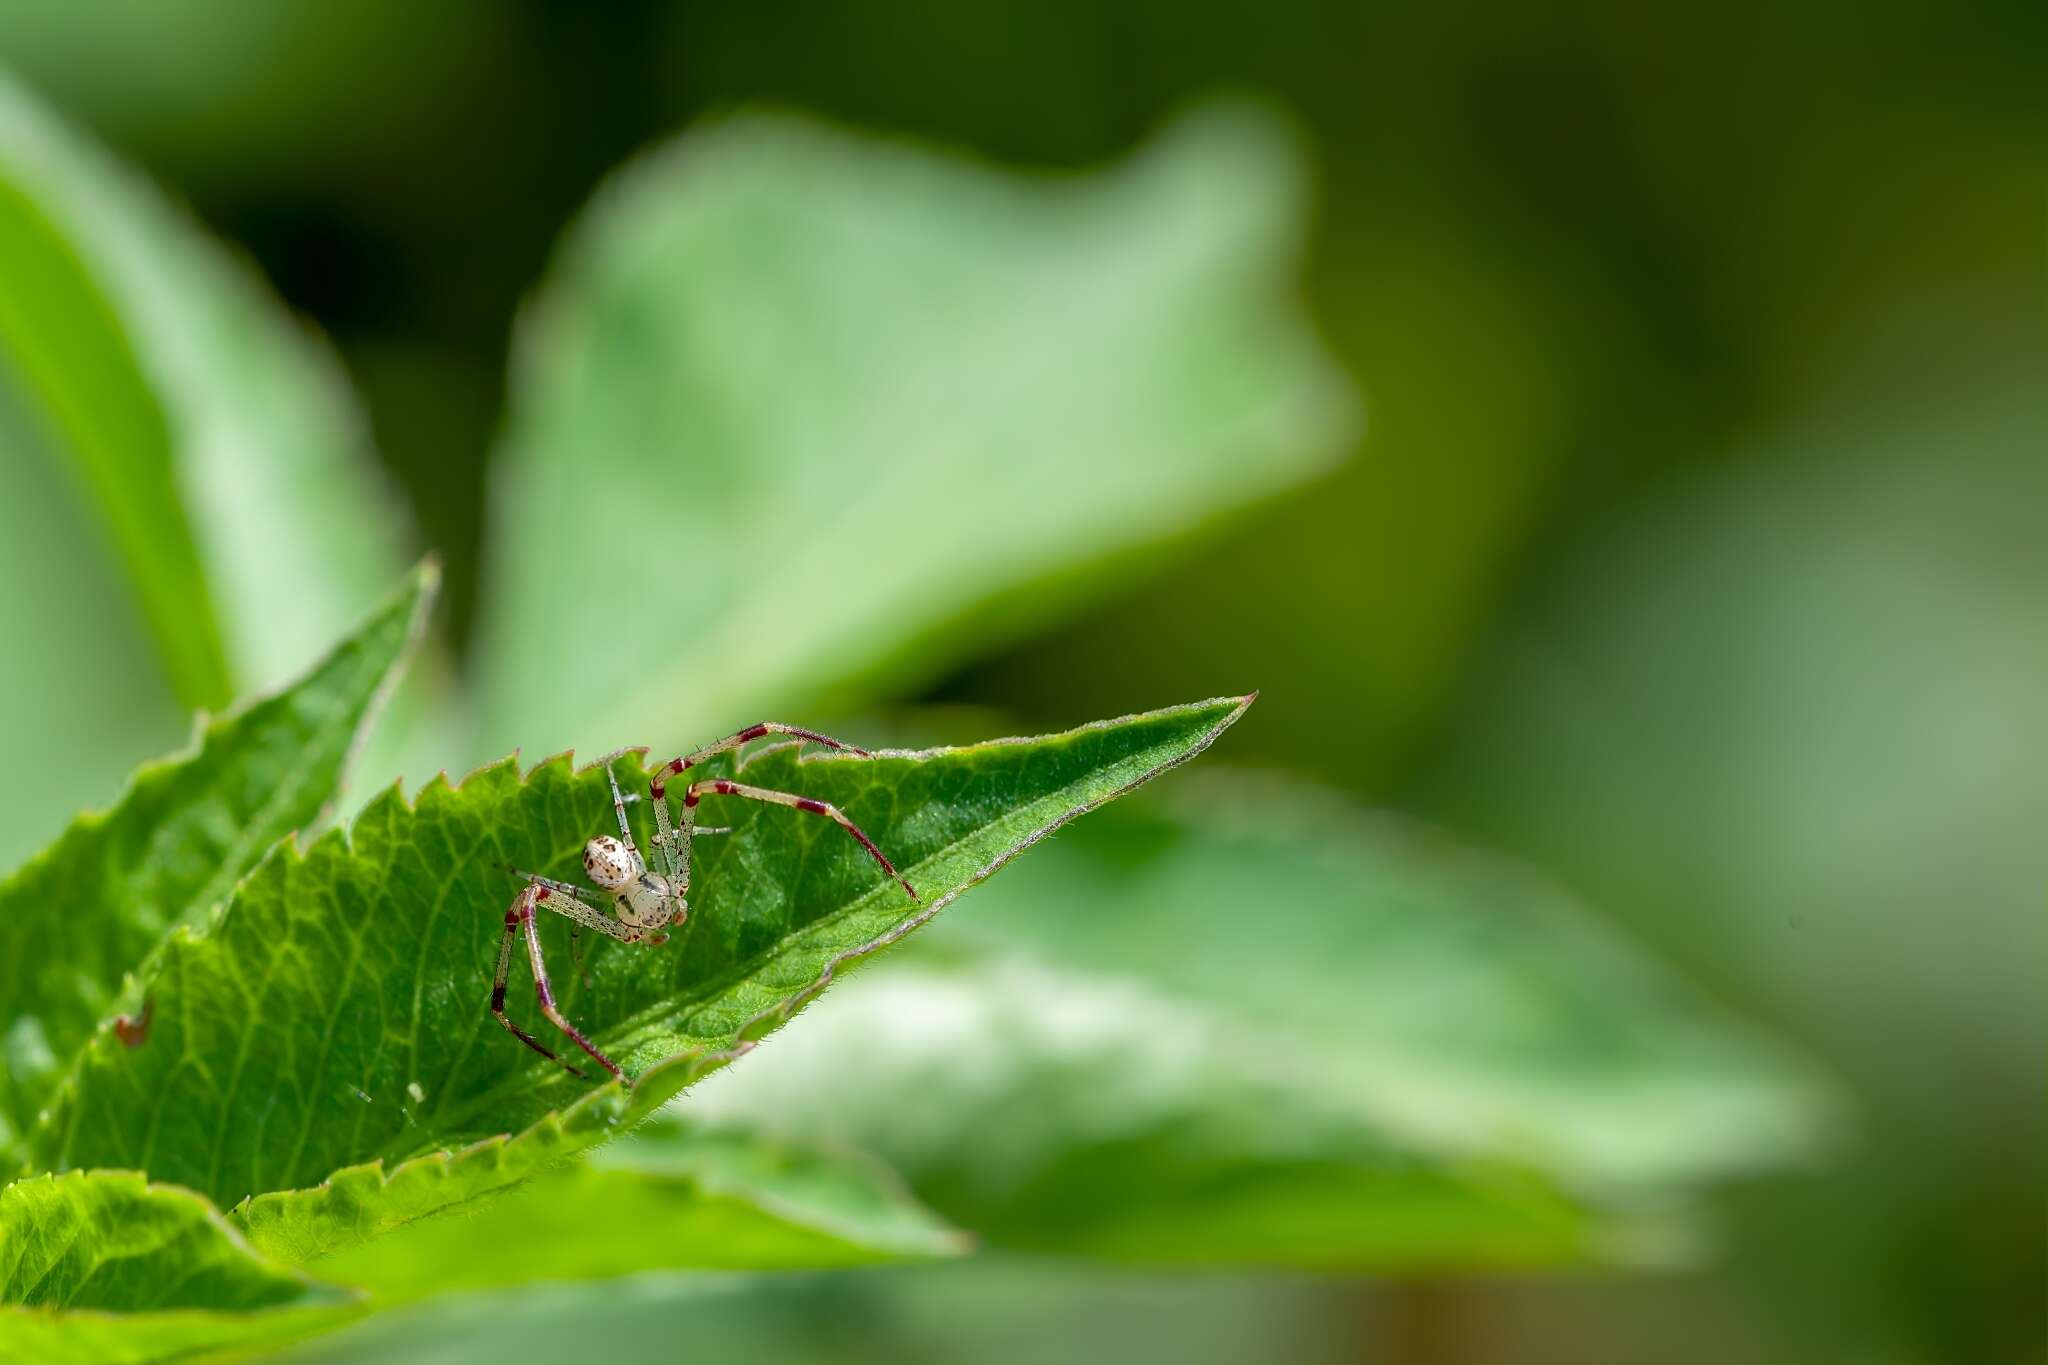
398 556 441 645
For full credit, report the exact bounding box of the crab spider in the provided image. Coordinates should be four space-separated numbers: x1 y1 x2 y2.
491 723 919 1082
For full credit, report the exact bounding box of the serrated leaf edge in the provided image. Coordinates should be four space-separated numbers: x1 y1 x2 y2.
0 559 435 914
2 563 437 1168
216 694 1254 1256
0 1168 358 1311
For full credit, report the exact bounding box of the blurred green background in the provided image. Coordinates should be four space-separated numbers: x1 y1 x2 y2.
0 1 2039 1361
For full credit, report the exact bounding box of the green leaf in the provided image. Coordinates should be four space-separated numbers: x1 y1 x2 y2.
0 1171 330 1313
0 69 407 704
685 949 1629 1272
229 1098 965 1282
224 1107 612 1273
0 372 187 872
25 697 1252 1226
954 775 1840 1192
686 772 1836 1268
0 1170 359 1362
0 1123 952 1361
0 168 223 709
294 1121 964 1301
0 563 436 1149
476 104 1354 760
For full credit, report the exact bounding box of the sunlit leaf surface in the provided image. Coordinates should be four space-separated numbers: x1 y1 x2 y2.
298 1120 966 1299
27 698 1251 1221
0 565 434 1147
477 104 1353 759
0 1170 357 1363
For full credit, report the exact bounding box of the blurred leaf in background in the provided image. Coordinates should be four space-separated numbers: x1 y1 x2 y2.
0 68 416 865
284 1262 1365 1365
0 71 407 692
475 103 1355 762
301 1120 968 1300
688 772 1834 1268
0 377 186 870
0 1 2037 1362
1414 334 2048 1362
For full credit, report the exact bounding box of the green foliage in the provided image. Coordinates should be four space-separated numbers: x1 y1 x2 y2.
475 104 1356 761
303 1121 966 1299
1420 369 2048 1357
691 773 1832 1269
0 1171 329 1313
24 696 1248 1209
951 776 1836 1193
0 42 1906 1359
694 953 1613 1271
0 69 406 700
0 169 224 709
0 1170 360 1363
0 565 434 1147
0 632 1247 1353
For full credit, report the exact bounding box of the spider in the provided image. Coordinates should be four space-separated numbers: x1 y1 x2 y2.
490 722 919 1082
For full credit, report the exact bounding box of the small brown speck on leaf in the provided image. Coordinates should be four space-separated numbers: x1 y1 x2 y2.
113 998 154 1048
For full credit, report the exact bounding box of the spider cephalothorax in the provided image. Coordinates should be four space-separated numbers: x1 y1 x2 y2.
491 723 918 1082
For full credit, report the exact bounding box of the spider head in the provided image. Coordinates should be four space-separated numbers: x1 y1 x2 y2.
582 835 638 890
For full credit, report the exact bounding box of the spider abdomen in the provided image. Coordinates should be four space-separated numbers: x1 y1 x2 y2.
582 835 639 889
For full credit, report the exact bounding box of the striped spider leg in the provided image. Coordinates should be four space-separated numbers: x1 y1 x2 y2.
493 766 667 1081
492 725 919 1083
645 722 920 907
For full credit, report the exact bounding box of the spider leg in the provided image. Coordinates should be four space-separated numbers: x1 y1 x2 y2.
520 895 624 1081
491 887 587 1080
604 764 637 847
649 775 694 892
512 875 643 943
648 723 870 799
684 778 919 902
495 879 649 1080
513 870 592 901
647 724 871 899
646 800 729 909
